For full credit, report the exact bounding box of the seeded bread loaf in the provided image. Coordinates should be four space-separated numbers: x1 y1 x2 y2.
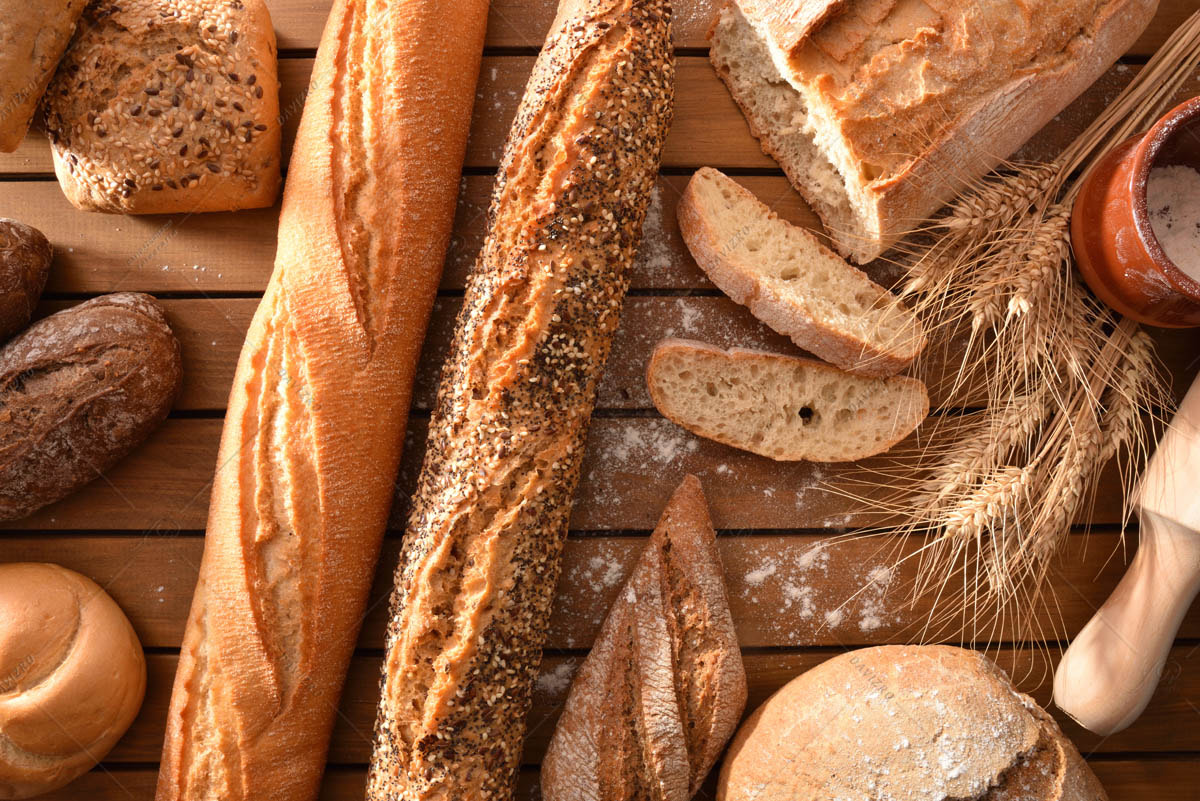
366 1 675 798
719 646 1106 801
542 476 746 801
0 1 85 152
710 0 1159 263
42 0 281 214
647 339 928 461
679 167 924 376
155 2 490 800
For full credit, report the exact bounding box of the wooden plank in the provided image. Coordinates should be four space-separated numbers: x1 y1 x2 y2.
33 294 1198 413
4 532 1196 650
262 0 1193 55
103 644 1200 766
0 412 1145 532
0 175 803 294
32 758 1200 801
3 59 1197 176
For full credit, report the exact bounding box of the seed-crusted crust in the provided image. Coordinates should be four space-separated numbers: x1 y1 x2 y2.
366 1 676 798
541 476 747 801
42 0 280 214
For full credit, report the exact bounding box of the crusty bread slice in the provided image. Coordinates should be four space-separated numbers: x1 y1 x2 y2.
647 339 928 462
678 167 924 378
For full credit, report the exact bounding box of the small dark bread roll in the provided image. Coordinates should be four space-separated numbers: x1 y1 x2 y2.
0 292 182 520
0 220 51 341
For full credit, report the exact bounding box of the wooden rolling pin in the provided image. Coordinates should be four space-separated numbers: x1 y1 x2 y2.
1054 375 1200 735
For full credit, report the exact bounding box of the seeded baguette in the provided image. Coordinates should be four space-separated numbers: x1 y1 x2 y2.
366 1 675 798
647 338 928 462
155 2 490 800
678 167 924 377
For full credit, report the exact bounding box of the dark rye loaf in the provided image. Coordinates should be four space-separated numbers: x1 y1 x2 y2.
0 292 181 521
367 0 676 798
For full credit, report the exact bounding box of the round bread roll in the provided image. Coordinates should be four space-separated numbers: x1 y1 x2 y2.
719 645 1106 801
0 563 146 799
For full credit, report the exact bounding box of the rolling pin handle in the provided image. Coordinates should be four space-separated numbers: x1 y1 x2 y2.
1054 510 1200 735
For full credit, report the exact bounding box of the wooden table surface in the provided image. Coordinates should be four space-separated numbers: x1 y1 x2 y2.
3 2 1199 798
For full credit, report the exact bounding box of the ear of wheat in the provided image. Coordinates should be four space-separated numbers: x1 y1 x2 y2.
843 12 1200 644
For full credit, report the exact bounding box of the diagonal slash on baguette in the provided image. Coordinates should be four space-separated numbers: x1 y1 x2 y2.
366 1 676 798
647 338 929 462
541 476 747 801
677 167 925 377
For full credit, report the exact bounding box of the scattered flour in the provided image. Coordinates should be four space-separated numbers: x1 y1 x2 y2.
743 562 777 586
637 185 676 276
535 659 578 700
736 539 899 640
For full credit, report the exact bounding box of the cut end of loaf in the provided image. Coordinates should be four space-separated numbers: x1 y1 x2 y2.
679 167 925 376
708 4 884 263
646 339 928 462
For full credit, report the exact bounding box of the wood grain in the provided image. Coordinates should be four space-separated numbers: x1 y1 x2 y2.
31 294 1200 412
2 59 1196 176
33 760 1200 801
2 3 1198 798
92 643 1200 767
4 533 1195 650
0 414 1152 531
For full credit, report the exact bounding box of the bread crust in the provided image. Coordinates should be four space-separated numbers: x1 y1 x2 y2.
0 293 181 521
0 219 51 341
155 2 489 800
677 167 924 376
366 2 675 798
0 563 146 800
718 646 1106 801
712 0 1159 263
541 476 747 801
0 1 84 152
43 0 281 214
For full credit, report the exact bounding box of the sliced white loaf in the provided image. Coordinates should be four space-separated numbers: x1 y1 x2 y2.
710 0 1159 263
678 167 923 377
647 339 928 462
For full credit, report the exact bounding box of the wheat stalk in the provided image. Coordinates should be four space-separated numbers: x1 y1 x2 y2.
843 13 1198 644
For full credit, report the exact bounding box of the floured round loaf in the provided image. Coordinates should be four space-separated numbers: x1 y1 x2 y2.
719 645 1106 801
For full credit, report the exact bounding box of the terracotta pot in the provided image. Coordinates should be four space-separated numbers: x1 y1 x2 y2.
1072 95 1200 328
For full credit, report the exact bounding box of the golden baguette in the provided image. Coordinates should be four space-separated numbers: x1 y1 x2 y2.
366 0 676 797
155 2 490 799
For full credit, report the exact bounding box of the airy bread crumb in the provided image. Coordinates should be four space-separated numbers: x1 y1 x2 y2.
678 167 924 376
646 339 928 462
